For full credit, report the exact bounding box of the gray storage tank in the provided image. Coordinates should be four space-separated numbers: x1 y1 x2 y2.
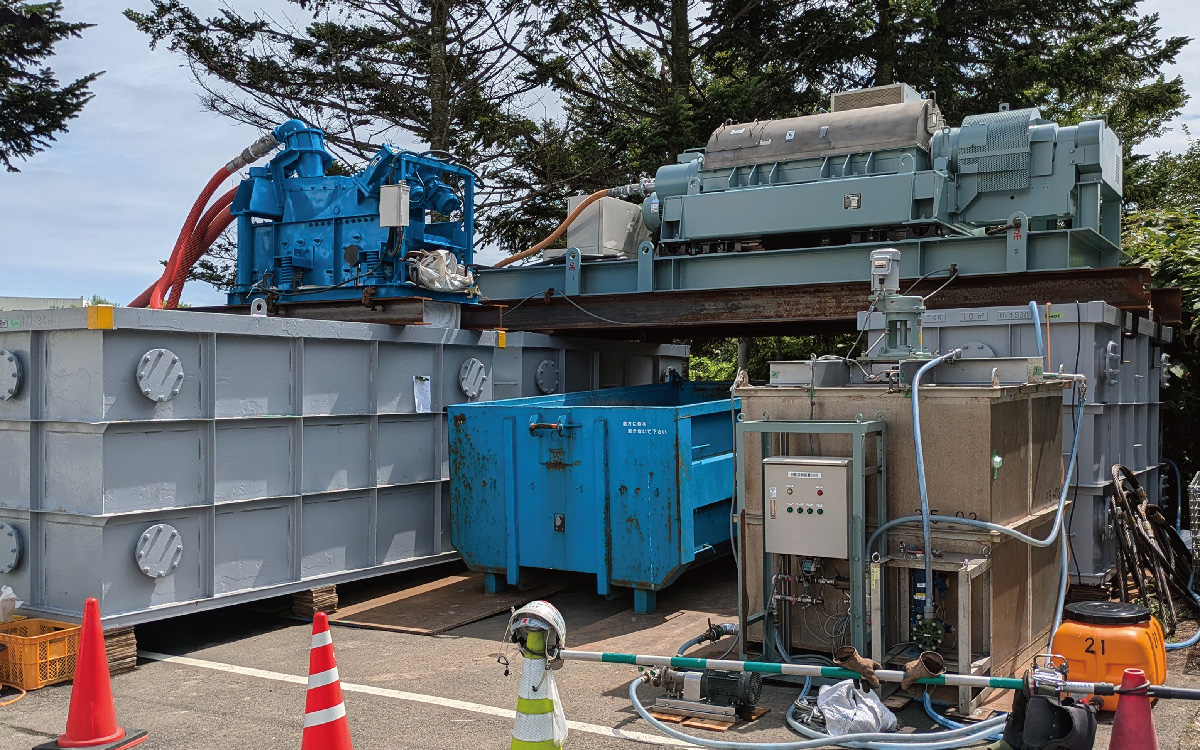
0 307 686 625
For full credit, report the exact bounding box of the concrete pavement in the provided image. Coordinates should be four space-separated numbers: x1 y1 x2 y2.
1 561 1199 749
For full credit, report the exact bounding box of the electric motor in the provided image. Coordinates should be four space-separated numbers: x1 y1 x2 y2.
703 670 763 708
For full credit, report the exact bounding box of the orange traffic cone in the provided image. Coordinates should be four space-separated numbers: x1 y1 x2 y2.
301 612 353 750
1109 668 1159 750
34 598 147 750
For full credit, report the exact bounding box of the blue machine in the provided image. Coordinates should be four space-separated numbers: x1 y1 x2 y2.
227 119 479 306
448 380 738 613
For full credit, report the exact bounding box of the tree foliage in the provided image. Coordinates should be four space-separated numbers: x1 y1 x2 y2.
0 1 100 171
125 0 550 248
1122 132 1200 477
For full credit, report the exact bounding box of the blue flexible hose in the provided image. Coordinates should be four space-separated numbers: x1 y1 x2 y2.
891 378 1085 653
1029 301 1046 367
628 678 1006 749
911 350 963 617
1166 569 1200 651
1164 457 1184 531
678 634 706 656
922 692 1002 742
785 701 1006 749
871 386 1086 554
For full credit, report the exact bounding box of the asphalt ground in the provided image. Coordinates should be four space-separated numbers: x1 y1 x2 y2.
1 560 1199 749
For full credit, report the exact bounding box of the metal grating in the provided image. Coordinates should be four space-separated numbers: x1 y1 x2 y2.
830 83 920 112
959 109 1034 192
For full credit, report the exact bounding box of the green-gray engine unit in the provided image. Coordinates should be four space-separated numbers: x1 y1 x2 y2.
642 83 1122 254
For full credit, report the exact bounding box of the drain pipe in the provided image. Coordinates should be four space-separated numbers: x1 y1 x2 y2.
911 348 963 618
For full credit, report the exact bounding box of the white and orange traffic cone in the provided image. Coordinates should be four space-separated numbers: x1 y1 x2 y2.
301 612 353 750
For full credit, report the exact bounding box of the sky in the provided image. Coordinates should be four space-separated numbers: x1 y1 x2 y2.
1 0 1198 307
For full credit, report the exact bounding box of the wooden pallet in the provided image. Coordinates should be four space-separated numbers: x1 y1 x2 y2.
647 706 770 732
292 585 338 617
331 573 567 635
104 626 137 677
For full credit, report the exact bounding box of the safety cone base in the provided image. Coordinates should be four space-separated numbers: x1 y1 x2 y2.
34 728 148 750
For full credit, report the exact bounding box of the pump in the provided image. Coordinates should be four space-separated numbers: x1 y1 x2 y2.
227 120 479 307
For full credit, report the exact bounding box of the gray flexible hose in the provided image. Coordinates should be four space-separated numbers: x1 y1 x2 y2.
628 679 1004 749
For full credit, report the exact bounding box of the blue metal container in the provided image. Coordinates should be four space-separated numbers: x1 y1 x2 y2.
448 380 738 612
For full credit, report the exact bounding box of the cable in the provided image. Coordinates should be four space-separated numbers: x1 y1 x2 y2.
901 267 954 296
554 291 641 326
847 303 877 358
920 267 958 302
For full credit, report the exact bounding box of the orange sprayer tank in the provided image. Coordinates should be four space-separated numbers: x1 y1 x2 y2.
1053 601 1166 711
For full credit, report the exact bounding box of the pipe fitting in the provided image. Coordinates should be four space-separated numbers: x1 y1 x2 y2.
226 131 282 172
607 177 656 199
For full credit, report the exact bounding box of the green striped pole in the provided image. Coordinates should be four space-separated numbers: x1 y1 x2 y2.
511 631 559 749
557 649 1114 695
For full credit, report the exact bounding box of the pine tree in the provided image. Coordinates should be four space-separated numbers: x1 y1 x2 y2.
704 0 1189 150
0 1 100 171
125 0 550 249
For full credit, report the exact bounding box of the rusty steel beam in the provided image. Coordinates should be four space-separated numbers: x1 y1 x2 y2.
205 296 431 326
459 304 505 330
493 266 1178 337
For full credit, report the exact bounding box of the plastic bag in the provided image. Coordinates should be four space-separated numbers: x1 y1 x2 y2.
0 586 23 623
407 249 475 293
548 671 568 747
816 679 897 736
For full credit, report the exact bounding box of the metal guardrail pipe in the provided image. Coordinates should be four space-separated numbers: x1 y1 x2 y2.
557 649 1112 694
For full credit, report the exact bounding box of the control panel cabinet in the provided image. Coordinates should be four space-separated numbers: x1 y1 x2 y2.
763 456 852 559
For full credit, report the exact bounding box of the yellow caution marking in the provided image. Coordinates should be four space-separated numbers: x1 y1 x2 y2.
87 305 114 330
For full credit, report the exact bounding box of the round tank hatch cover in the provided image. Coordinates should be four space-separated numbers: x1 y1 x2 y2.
459 357 488 399
0 522 21 573
136 348 185 402
0 350 23 402
1064 600 1150 625
135 523 184 578
535 359 560 394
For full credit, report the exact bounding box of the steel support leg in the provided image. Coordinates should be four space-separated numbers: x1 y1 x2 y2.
484 572 506 595
633 588 657 613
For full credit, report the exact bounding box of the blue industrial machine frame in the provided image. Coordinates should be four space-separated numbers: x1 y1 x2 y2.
448 380 739 613
734 418 887 658
227 119 479 307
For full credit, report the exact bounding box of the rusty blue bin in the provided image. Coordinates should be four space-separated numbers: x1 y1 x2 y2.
448 380 738 612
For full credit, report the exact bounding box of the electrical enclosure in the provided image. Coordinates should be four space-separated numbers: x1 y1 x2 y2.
762 457 851 558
